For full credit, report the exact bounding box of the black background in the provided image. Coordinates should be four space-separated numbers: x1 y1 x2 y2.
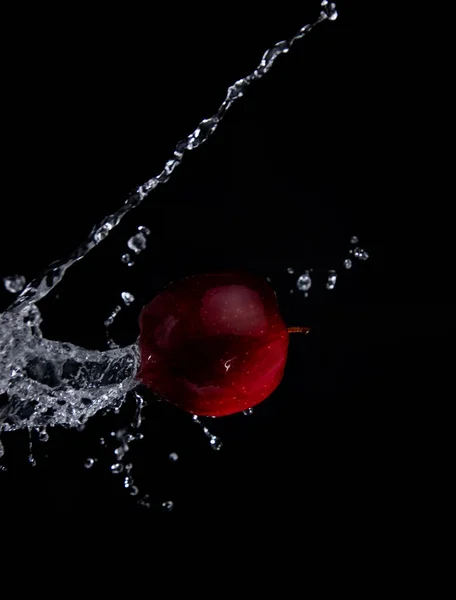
0 0 452 543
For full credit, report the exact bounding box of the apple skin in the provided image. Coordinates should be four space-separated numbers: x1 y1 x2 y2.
137 272 289 417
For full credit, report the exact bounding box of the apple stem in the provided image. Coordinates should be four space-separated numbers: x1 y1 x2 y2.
287 327 310 334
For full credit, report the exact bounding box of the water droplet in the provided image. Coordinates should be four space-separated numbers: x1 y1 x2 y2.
124 475 133 488
129 485 139 496
137 225 151 236
121 253 131 264
3 274 26 294
127 232 147 254
0 465 7 472
350 236 359 244
161 500 174 512
321 0 338 20
104 305 122 327
138 494 151 508
114 446 126 459
84 458 95 469
287 267 294 274
243 408 254 416
99 437 106 447
28 455 36 467
344 259 352 269
353 247 369 260
328 3 338 20
210 436 223 451
297 272 312 291
0 439 4 459
121 291 135 306
37 428 49 442
169 452 179 462
111 462 124 474
125 462 133 472
326 270 337 290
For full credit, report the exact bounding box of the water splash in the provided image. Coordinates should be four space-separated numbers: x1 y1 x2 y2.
0 2 337 435
108 391 146 498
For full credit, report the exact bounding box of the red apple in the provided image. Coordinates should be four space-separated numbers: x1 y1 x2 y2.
137 272 289 417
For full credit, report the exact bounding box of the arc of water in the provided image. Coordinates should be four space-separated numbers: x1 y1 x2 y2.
7 1 337 315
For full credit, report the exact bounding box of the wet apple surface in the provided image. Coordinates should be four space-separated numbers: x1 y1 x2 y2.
137 272 289 416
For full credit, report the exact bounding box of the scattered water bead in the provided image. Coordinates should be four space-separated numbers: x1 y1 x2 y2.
192 415 223 450
114 445 127 459
129 485 139 496
137 225 151 236
124 475 133 488
161 500 174 512
169 452 179 462
353 247 369 260
111 462 124 474
350 236 359 244
0 439 4 459
326 270 337 290
37 428 49 442
104 305 122 327
127 232 147 254
287 267 295 274
243 408 254 415
84 458 95 469
344 259 352 269
138 494 151 508
297 272 312 291
3 274 26 294
100 437 106 446
209 436 223 451
28 455 36 467
121 292 135 306
121 253 135 267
